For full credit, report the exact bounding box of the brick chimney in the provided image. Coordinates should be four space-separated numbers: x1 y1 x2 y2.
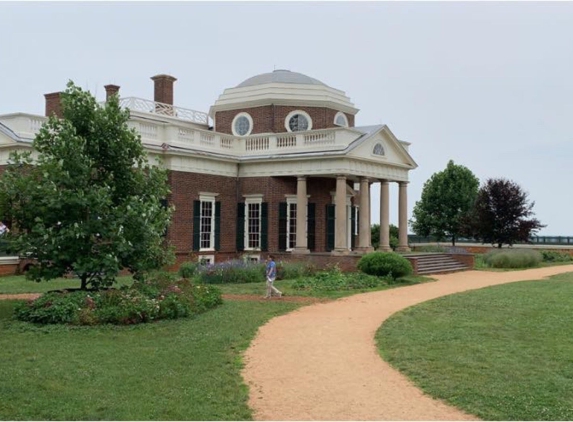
104 84 120 101
151 74 177 105
44 92 63 118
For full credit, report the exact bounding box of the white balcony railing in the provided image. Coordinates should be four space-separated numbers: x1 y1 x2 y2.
0 113 361 159
118 97 209 125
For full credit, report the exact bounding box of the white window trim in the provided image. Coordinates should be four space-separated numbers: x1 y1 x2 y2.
372 142 386 158
243 253 261 263
198 254 215 265
232 112 254 137
244 196 263 251
285 110 313 132
199 194 217 252
334 111 349 127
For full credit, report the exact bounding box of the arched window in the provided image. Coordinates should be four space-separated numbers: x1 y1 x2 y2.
285 110 312 132
232 112 253 136
373 143 385 156
334 112 348 127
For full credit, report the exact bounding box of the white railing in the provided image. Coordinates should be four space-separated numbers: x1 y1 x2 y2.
118 97 209 125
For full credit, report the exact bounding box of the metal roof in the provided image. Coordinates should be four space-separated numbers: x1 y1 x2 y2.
236 70 327 88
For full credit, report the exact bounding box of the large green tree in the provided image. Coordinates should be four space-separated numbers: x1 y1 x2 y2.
0 81 173 289
410 160 479 245
467 178 544 248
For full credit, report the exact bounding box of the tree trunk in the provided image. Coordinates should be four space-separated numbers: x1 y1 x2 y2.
451 235 456 246
80 274 88 290
497 243 503 248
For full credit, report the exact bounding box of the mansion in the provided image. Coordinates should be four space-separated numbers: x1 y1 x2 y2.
0 70 417 266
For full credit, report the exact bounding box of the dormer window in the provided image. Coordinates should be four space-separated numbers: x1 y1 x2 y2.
285 110 312 132
232 112 253 136
334 112 348 127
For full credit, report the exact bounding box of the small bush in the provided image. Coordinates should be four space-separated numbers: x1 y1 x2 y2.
14 273 222 326
483 249 542 268
540 250 573 263
195 259 265 284
178 262 198 279
291 266 384 291
277 261 317 280
357 252 413 280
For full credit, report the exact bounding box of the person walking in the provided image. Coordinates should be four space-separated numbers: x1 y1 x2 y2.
265 255 282 299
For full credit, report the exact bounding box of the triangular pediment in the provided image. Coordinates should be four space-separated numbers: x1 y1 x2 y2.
346 125 417 169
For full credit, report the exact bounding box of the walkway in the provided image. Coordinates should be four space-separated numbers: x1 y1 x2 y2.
242 265 573 421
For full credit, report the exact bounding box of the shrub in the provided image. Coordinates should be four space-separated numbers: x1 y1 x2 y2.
277 261 317 280
178 262 198 279
195 259 265 284
540 250 573 263
483 249 542 268
357 252 413 280
14 273 222 325
291 266 384 291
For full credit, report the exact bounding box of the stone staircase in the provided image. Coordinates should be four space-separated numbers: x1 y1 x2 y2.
404 253 471 275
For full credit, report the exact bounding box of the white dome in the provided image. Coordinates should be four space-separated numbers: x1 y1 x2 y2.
237 70 327 88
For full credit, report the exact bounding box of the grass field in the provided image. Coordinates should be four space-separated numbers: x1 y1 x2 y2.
377 271 573 421
0 298 301 420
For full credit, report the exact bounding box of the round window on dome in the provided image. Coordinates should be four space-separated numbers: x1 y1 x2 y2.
232 112 253 136
285 110 312 132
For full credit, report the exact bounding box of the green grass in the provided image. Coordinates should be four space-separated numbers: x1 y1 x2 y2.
376 272 573 421
217 275 433 299
474 254 573 271
0 275 133 294
0 298 301 420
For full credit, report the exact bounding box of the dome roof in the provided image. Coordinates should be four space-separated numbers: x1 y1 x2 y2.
237 70 327 88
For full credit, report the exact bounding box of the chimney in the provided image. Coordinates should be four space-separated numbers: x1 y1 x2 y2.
44 92 63 118
151 74 177 105
104 84 120 101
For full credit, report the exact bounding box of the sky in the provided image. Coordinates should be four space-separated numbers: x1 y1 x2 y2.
1 1 572 235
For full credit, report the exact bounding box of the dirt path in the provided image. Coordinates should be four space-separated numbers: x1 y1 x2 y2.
242 265 573 421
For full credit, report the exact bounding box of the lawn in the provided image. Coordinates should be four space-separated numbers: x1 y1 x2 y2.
0 298 301 420
376 271 573 421
0 275 133 294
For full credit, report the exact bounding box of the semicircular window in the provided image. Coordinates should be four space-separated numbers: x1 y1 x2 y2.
373 143 385 156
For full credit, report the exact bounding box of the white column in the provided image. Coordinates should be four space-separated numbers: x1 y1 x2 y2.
378 180 391 251
396 181 411 252
356 177 373 252
334 175 348 253
293 176 309 254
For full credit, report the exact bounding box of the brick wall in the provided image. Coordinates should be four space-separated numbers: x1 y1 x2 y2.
215 105 355 135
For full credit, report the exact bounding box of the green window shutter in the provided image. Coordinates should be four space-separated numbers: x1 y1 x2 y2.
236 203 245 251
215 202 221 251
278 202 287 251
351 205 357 250
326 204 335 252
261 202 269 251
307 203 316 251
193 200 201 251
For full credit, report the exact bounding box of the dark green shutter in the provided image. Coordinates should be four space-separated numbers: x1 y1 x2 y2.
236 202 245 251
307 203 316 251
193 200 201 251
351 205 357 250
261 202 268 251
326 204 335 252
278 202 287 251
215 202 221 251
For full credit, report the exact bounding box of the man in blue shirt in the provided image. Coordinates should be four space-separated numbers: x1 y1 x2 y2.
265 255 282 299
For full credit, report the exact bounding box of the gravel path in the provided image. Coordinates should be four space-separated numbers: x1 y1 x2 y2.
242 265 573 421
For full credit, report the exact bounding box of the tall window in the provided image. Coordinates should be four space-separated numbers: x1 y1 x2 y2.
200 199 215 250
246 200 261 250
287 202 297 250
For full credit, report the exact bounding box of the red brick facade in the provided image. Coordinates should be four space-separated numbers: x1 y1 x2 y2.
215 105 355 135
44 92 63 118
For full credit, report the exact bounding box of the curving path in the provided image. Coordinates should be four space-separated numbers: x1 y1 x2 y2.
242 265 573 421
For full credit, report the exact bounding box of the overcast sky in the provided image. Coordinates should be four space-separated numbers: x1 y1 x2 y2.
1 1 572 235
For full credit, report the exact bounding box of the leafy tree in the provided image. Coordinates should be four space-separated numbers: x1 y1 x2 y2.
466 178 544 248
0 81 173 289
370 223 398 250
410 160 479 245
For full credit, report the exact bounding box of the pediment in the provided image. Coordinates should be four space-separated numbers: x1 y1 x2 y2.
346 126 417 169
